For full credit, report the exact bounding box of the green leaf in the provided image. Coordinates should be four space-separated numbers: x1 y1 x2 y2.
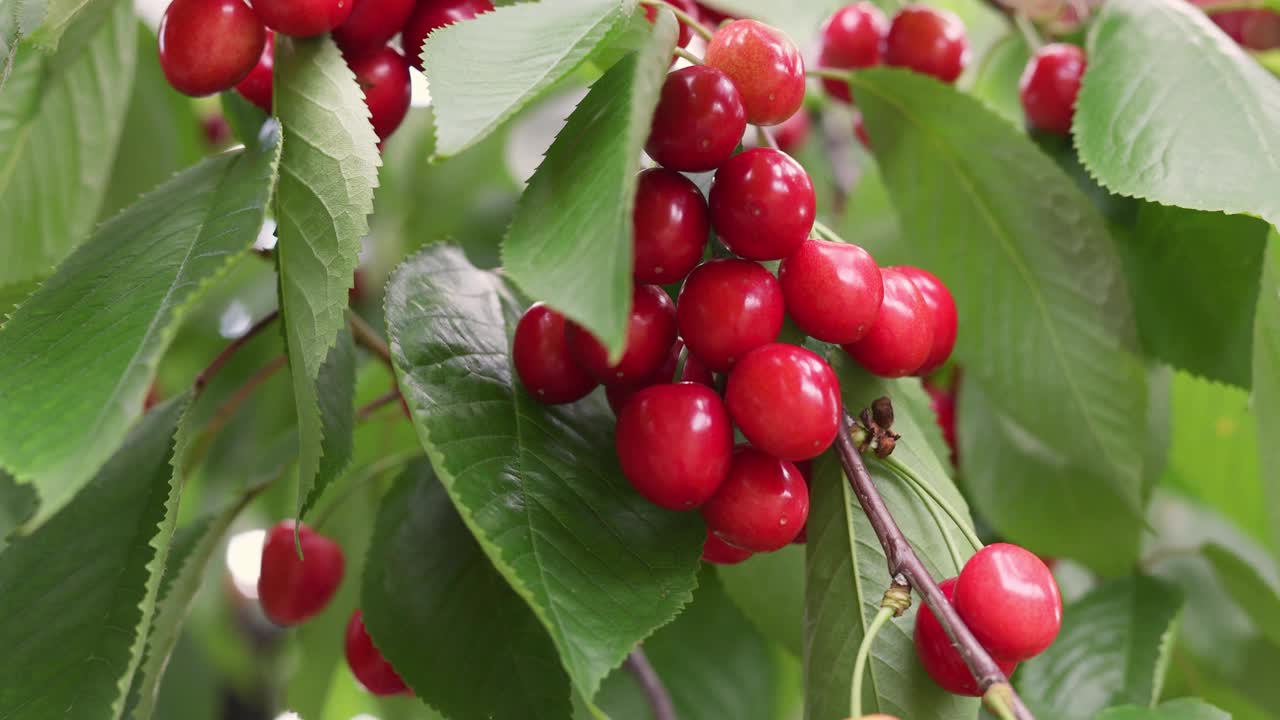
503 11 677 359
25 0 103 50
966 33 1030 123
385 243 703 701
0 126 282 531
363 461 572 720
422 0 635 157
1255 231 1280 556
1076 0 1280 227
1017 575 1184 719
299 327 357 518
718 545 805 657
1097 699 1231 720
0 0 135 287
805 357 978 720
273 34 379 521
221 89 270 148
1202 543 1280 648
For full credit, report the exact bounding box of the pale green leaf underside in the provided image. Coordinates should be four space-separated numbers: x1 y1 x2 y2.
25 0 100 50
1202 543 1280 648
717 545 805 657
1097 699 1231 720
1254 232 1280 557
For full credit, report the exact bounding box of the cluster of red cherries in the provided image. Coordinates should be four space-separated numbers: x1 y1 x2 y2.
156 0 496 142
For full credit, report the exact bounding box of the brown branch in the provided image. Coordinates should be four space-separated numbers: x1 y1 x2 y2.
348 311 392 368
184 355 289 473
356 388 402 420
193 310 280 396
624 648 677 720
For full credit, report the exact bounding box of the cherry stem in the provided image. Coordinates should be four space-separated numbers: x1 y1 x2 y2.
624 648 677 720
356 387 403 420
806 66 853 83
908 476 967 570
851 605 896 716
1013 13 1044 51
640 0 714 41
183 355 290 474
881 456 985 552
756 125 780 150
193 309 280 397
349 311 393 368
833 406 1036 720
673 47 702 65
812 219 844 244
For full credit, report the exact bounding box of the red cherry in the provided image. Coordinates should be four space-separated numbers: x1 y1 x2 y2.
854 111 871 149
818 2 889 102
646 66 747 172
253 0 353 37
843 267 933 377
709 148 815 261
704 19 806 126
347 46 412 140
724 343 841 461
953 543 1063 661
772 110 811 154
234 33 275 112
332 0 415 55
615 383 734 510
402 0 493 69
258 520 345 626
702 527 753 564
695 2 734 27
644 0 700 47
604 338 715 414
894 266 957 375
1018 43 1085 135
202 114 232 146
568 285 677 386
677 259 784 373
633 168 709 284
924 380 958 465
779 238 884 344
513 303 598 404
345 610 409 695
702 446 809 552
915 578 1018 696
790 459 813 544
883 5 969 83
158 0 265 97
1191 0 1280 50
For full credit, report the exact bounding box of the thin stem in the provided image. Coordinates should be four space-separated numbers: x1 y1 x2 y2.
640 0 714 41
184 355 290 474
756 125 779 150
356 388 403 421
348 311 392 368
1014 13 1044 51
806 66 853 83
907 477 966 570
812 218 844 244
673 47 702 65
624 648 677 720
193 310 280 396
882 456 984 552
851 606 896 717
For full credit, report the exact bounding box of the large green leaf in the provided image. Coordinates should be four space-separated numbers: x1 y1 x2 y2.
1255 232 1280 556
503 11 676 359
1017 575 1183 719
1202 543 1280 647
0 125 282 530
967 33 1030 123
385 244 703 701
718 545 805 657
26 0 102 50
1097 699 1231 720
1076 0 1280 227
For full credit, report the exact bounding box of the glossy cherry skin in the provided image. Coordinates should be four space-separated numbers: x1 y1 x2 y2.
347 46 412 140
1018 43 1085 135
843 268 933 377
402 0 494 69
724 343 841 461
333 0 415 55
924 380 958 465
772 110 811 154
883 5 969 84
677 259 785 372
702 446 809 552
345 610 410 695
644 0 699 47
615 383 734 510
633 168 709 284
158 0 266 97
854 111 871 149
234 33 274 112
709 148 816 261
257 520 345 626
916 578 1018 696
512 303 598 404
569 285 677 386
702 527 753 564
954 543 1063 661
704 19 806 126
253 0 353 37
605 339 714 414
646 65 747 172
894 266 957 375
818 2 889 102
779 238 884 344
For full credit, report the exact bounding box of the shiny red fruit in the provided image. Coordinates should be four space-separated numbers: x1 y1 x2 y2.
158 0 266 97
702 527 753 564
925 381 958 465
615 383 734 510
333 0 415 55
709 148 815 261
258 520 345 626
1193 0 1280 50
724 343 841 461
915 578 1018 696
402 0 493 69
677 259 785 372
569 285 677 386
854 111 871 149
884 5 969 83
894 266 957 375
772 110 811 154
646 65 747 172
513 303 598 404
347 46 412 140
633 168 709 284
604 338 714 414
779 238 883 344
954 543 1063 661
345 610 409 695
254 0 352 37
644 0 700 47
818 2 889 102
235 33 274 112
702 446 809 552
1018 43 1085 135
704 19 806 126
843 267 933 377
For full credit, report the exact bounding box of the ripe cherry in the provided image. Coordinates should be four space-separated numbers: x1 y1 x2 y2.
158 0 266 97
818 3 889 103
235 33 275 113
605 338 714 414
646 65 747 172
704 19 806 126
702 527 753 564
702 446 809 552
253 0 353 37
772 110 811 154
1191 0 1280 49
633 168 709 284
894 266 957 375
513 303 598 404
402 0 494 69
347 46 412 140
915 578 1018 696
883 5 969 84
345 610 409 695
615 383 734 510
953 543 1063 661
724 343 841 461
854 112 871 150
332 0 415 55
569 285 677 386
258 520 345 626
924 380 958 465
709 148 815 261
677 259 785 372
644 0 700 47
779 238 884 344
843 267 933 377
1019 43 1086 135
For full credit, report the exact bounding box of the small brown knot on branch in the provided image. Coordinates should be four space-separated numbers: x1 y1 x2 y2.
853 396 901 458
880 576 913 617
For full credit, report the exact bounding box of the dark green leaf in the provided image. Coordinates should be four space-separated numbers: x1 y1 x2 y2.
221 89 270 148
1202 543 1280 647
1096 699 1230 720
0 469 35 551
1255 232 1280 556
718 545 805 657
300 328 356 518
